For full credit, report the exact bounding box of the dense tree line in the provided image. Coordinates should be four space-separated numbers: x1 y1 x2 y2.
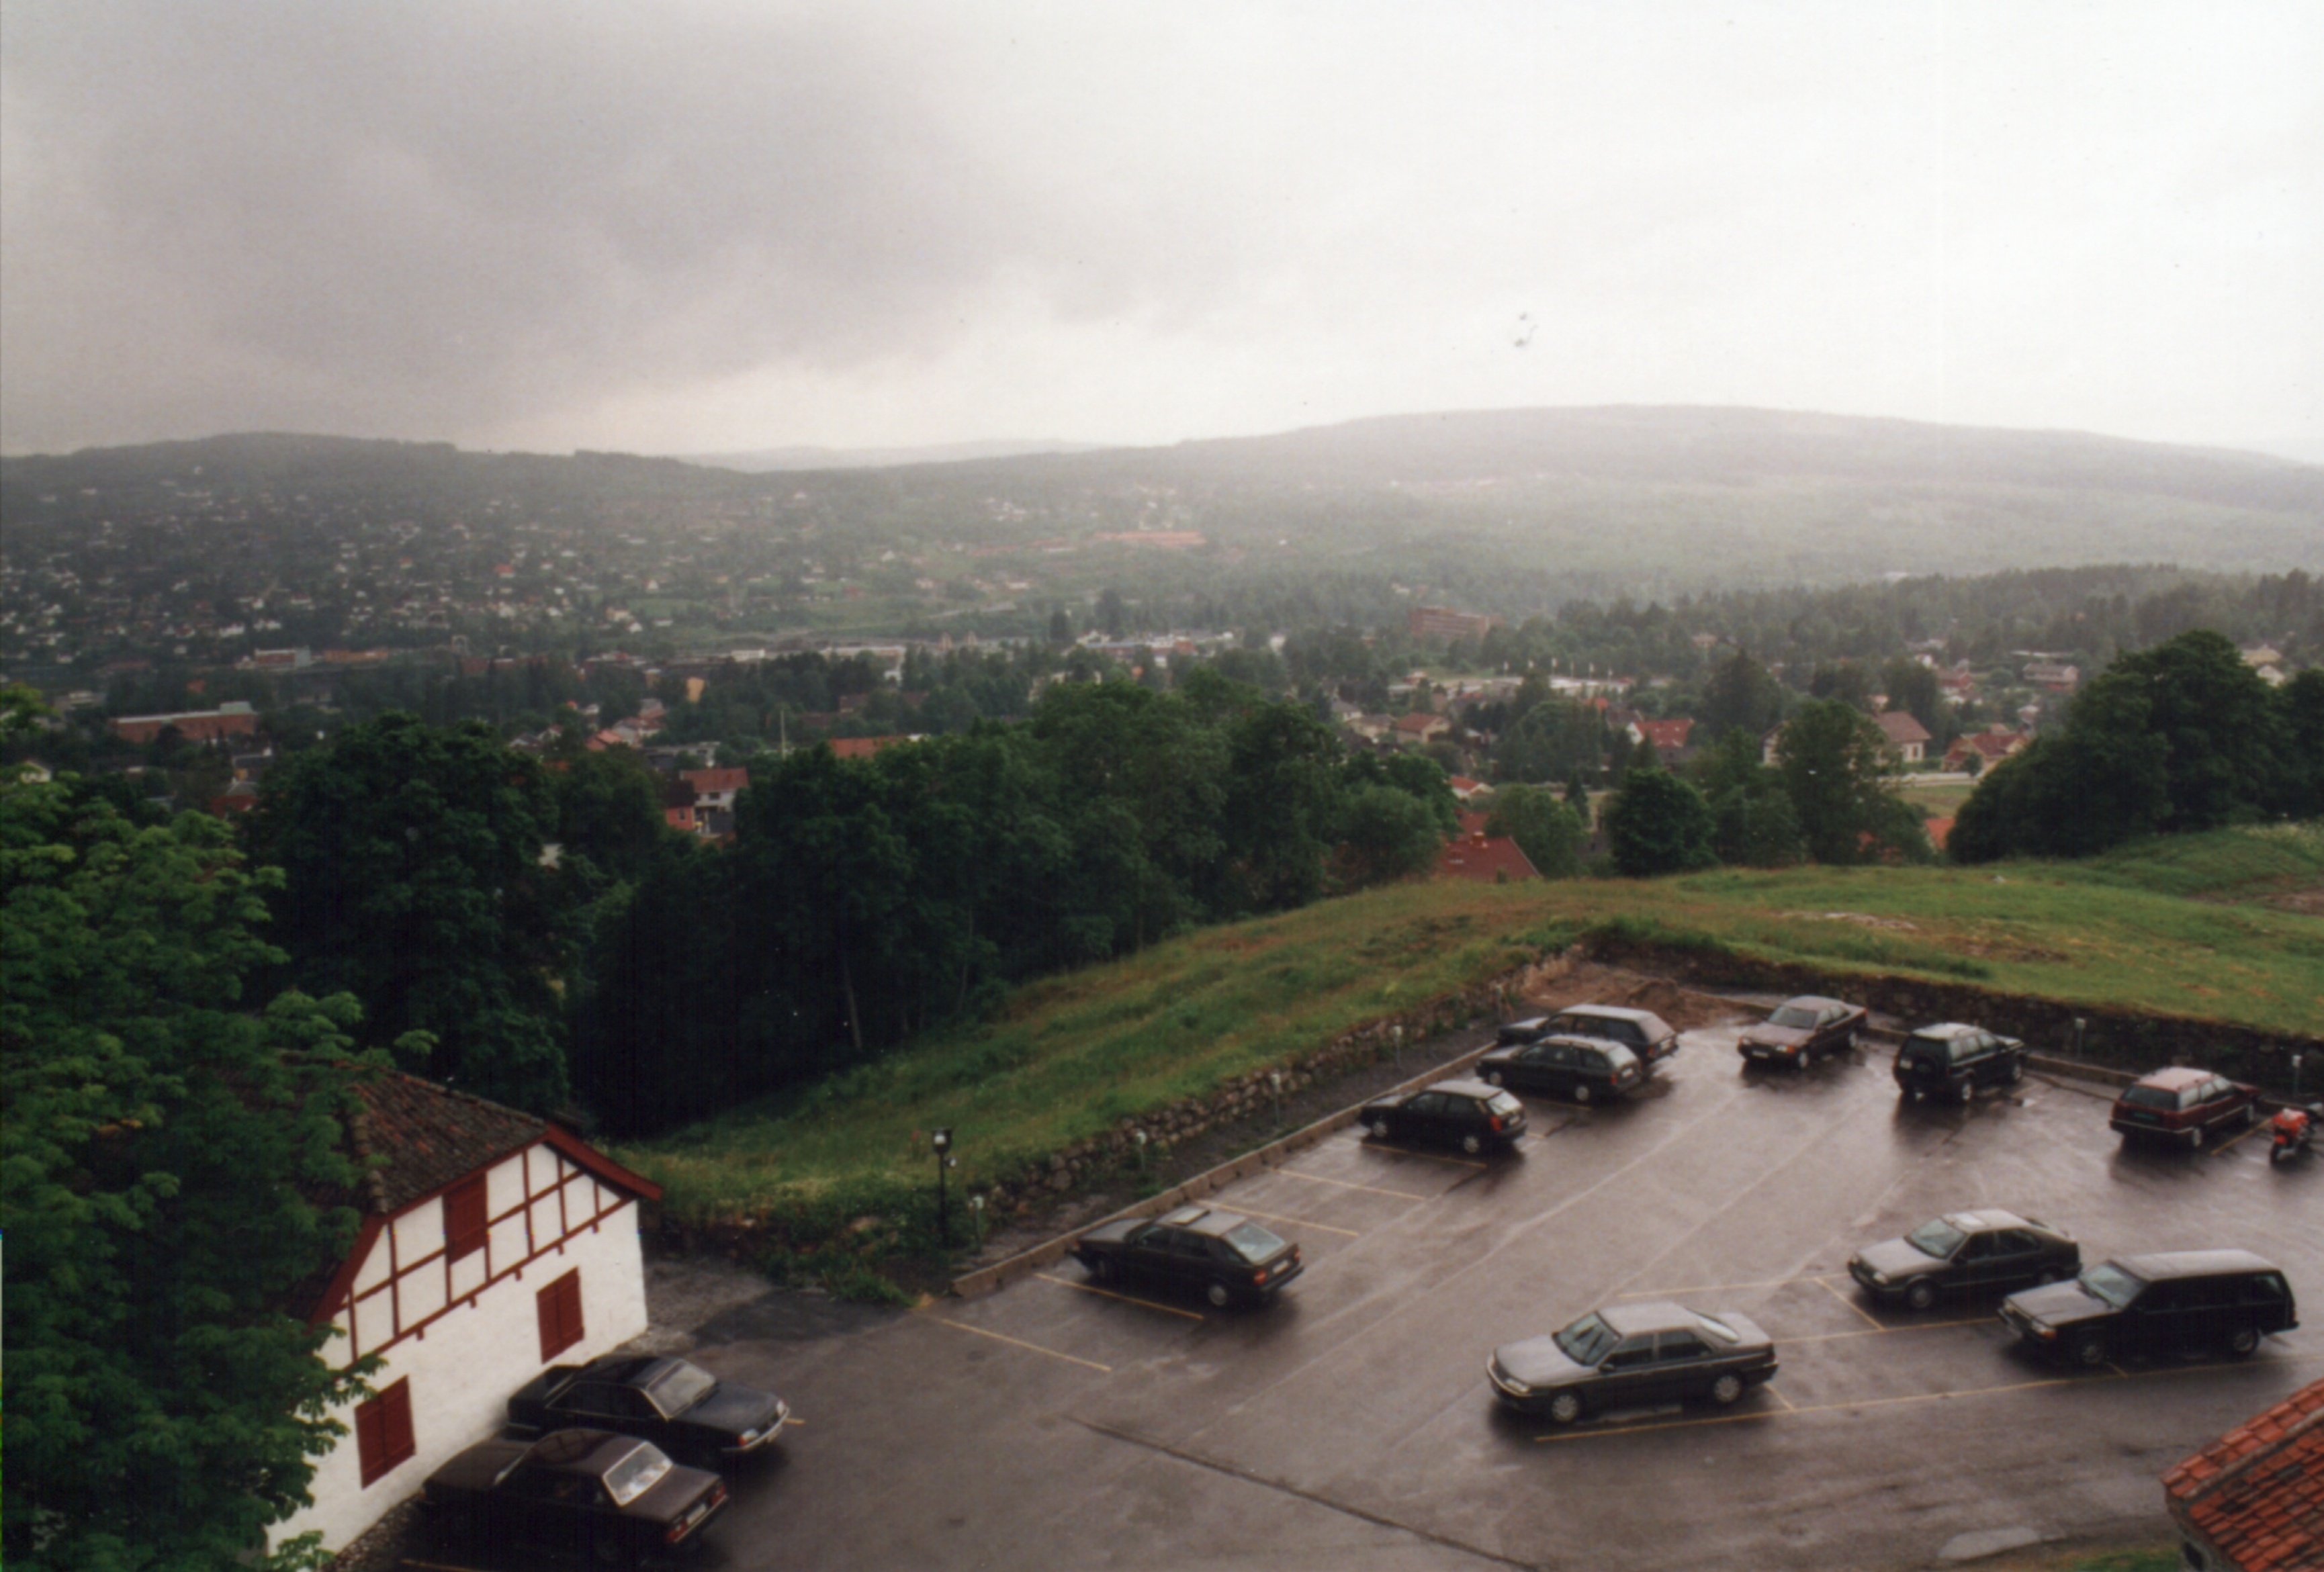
1951 630 2324 861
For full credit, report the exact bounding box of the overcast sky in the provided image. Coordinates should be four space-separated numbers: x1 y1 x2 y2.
4 1 2319 459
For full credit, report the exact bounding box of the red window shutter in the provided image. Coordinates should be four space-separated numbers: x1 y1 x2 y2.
537 1268 584 1360
355 1377 416 1486
445 1175 488 1262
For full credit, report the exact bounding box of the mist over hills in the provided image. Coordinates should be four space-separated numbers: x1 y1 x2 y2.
6 409 2319 608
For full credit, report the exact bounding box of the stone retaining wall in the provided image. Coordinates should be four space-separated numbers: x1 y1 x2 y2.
1590 936 2324 1091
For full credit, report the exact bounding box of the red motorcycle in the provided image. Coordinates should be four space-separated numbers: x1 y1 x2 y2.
2270 1103 2319 1166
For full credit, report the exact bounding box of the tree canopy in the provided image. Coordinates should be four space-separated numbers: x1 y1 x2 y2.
1604 766 1719 876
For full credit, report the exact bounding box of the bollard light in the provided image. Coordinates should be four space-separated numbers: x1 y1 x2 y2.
932 1128 954 1246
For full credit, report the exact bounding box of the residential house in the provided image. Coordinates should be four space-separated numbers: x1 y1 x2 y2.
1872 710 1932 765
1406 606 1499 643
681 767 749 815
1393 711 1451 747
1433 831 1537 884
1629 718 1696 766
1447 775 1486 802
271 1073 660 1557
2161 1375 2324 1572
829 735 913 760
2021 660 2080 691
1943 727 2030 772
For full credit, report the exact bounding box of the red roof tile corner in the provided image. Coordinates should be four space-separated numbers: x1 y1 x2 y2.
1433 832 1538 883
2163 1376 2324 1572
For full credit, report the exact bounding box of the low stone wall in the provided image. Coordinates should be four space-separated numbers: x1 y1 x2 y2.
1588 936 2324 1091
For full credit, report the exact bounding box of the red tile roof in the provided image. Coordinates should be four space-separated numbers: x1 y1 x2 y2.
680 767 750 794
1924 816 1954 850
829 735 911 759
1433 832 1538 883
2163 1377 2324 1572
1875 710 1932 746
1635 718 1695 752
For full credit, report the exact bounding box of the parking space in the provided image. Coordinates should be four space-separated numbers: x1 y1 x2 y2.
690 1021 2323 1571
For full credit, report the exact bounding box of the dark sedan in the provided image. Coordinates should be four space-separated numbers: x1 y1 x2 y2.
422 1428 727 1566
1738 995 1867 1067
1847 1209 2080 1311
1073 1204 1303 1308
1488 1301 1777 1424
2108 1066 2262 1150
1477 1034 1643 1105
1359 1078 1528 1151
508 1355 788 1467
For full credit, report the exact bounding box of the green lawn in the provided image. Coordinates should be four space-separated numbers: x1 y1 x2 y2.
623 824 2324 1228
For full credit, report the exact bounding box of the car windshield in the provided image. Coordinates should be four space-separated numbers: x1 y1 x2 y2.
2120 1086 2179 1109
1486 1091 1523 1116
1906 1219 1966 1259
602 1444 674 1507
1223 1221 1287 1262
643 1361 717 1417
1768 1005 1820 1029
1554 1311 1617 1366
1691 1311 1740 1344
2079 1263 2144 1309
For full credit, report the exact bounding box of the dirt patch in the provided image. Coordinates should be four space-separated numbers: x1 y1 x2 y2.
2255 882 2324 916
1783 909 1922 931
1509 959 1753 1033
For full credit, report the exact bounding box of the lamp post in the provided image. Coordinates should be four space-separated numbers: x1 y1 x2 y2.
932 1128 954 1247
1269 1069 1284 1126
2073 1017 2086 1060
2294 1052 2306 1101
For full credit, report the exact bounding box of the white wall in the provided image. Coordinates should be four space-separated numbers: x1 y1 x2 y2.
270 1148 652 1555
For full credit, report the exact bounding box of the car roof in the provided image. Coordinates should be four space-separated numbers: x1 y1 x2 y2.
2114 1249 2279 1281
1529 1033 1638 1058
1431 1077 1502 1099
1942 1209 2032 1232
1558 1004 1656 1024
1600 1300 1704 1337
580 1354 671 1386
525 1429 640 1475
2127 1066 2214 1091
1781 995 1851 1011
1908 1022 1980 1038
1159 1205 1253 1237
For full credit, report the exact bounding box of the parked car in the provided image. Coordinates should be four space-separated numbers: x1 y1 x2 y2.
1359 1078 1529 1150
2108 1067 2263 1150
508 1354 788 1467
1892 1022 2026 1103
1847 1209 2080 1311
1738 995 1868 1068
1487 1301 1778 1424
1535 1004 1681 1066
422 1428 727 1566
1477 1034 1644 1104
1073 1204 1304 1308
2000 1250 2297 1367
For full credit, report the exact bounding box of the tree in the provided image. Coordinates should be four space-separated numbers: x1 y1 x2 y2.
4 774 386 1570
1775 699 1920 864
1699 648 1787 744
1604 766 1718 876
1336 784 1443 887
1691 728 1803 866
2278 667 2324 819
2100 629 2283 832
1495 699 1604 784
1484 784 1586 878
248 714 574 1112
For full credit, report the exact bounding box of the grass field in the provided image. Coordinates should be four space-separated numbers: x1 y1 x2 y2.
623 824 2324 1228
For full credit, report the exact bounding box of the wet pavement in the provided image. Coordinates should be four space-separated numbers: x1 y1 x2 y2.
418 1023 2322 1571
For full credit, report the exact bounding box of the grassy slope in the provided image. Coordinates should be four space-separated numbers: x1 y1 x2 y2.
623 825 2324 1222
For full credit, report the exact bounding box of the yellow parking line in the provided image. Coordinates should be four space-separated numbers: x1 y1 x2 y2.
1271 1169 1431 1201
930 1317 1112 1373
1221 1204 1361 1238
2213 1119 2270 1154
1815 1275 1887 1330
1770 1385 1798 1411
1783 1317 1987 1344
1034 1273 1206 1320
1612 1275 1822 1299
1368 1144 1490 1169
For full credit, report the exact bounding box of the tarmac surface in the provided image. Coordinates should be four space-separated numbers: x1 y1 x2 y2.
408 1022 2321 1571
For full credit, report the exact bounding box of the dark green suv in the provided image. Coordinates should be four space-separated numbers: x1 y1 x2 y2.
1893 1022 2026 1103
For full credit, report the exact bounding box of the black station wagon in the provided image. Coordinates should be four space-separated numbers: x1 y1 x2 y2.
1892 1022 2026 1103
2000 1249 2297 1367
1360 1078 1529 1151
1540 1005 1681 1066
1073 1205 1304 1308
1477 1034 1643 1105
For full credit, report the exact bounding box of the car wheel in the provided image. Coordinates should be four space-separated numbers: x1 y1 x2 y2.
1366 1117 1389 1139
2225 1324 2260 1358
1206 1281 1233 1309
2069 1330 2108 1369
1572 1084 1593 1106
1846 1029 1861 1053
2006 1057 2024 1085
1461 1133 1484 1156
1708 1373 1746 1406
1483 1069 1504 1087
2037 1262 2067 1285
1548 1391 1585 1425
1904 1280 1939 1313
2186 1125 2204 1150
1091 1256 1119 1286
2241 1102 2260 1128
1957 1079 1975 1105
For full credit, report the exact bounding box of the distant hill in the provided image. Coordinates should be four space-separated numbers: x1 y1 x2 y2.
676 438 1106 471
7 410 2319 600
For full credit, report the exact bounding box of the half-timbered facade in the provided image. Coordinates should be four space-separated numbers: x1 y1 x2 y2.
273 1073 661 1554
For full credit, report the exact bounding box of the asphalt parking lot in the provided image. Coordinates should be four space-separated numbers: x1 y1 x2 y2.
459 1021 2322 1571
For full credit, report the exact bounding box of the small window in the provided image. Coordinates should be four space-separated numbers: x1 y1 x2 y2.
1656 1332 1709 1361
355 1377 416 1487
537 1268 586 1361
445 1175 488 1263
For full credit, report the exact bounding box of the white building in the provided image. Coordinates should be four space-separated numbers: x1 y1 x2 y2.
271 1073 662 1555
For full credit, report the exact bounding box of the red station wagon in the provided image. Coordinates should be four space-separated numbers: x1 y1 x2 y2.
2108 1066 2262 1150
